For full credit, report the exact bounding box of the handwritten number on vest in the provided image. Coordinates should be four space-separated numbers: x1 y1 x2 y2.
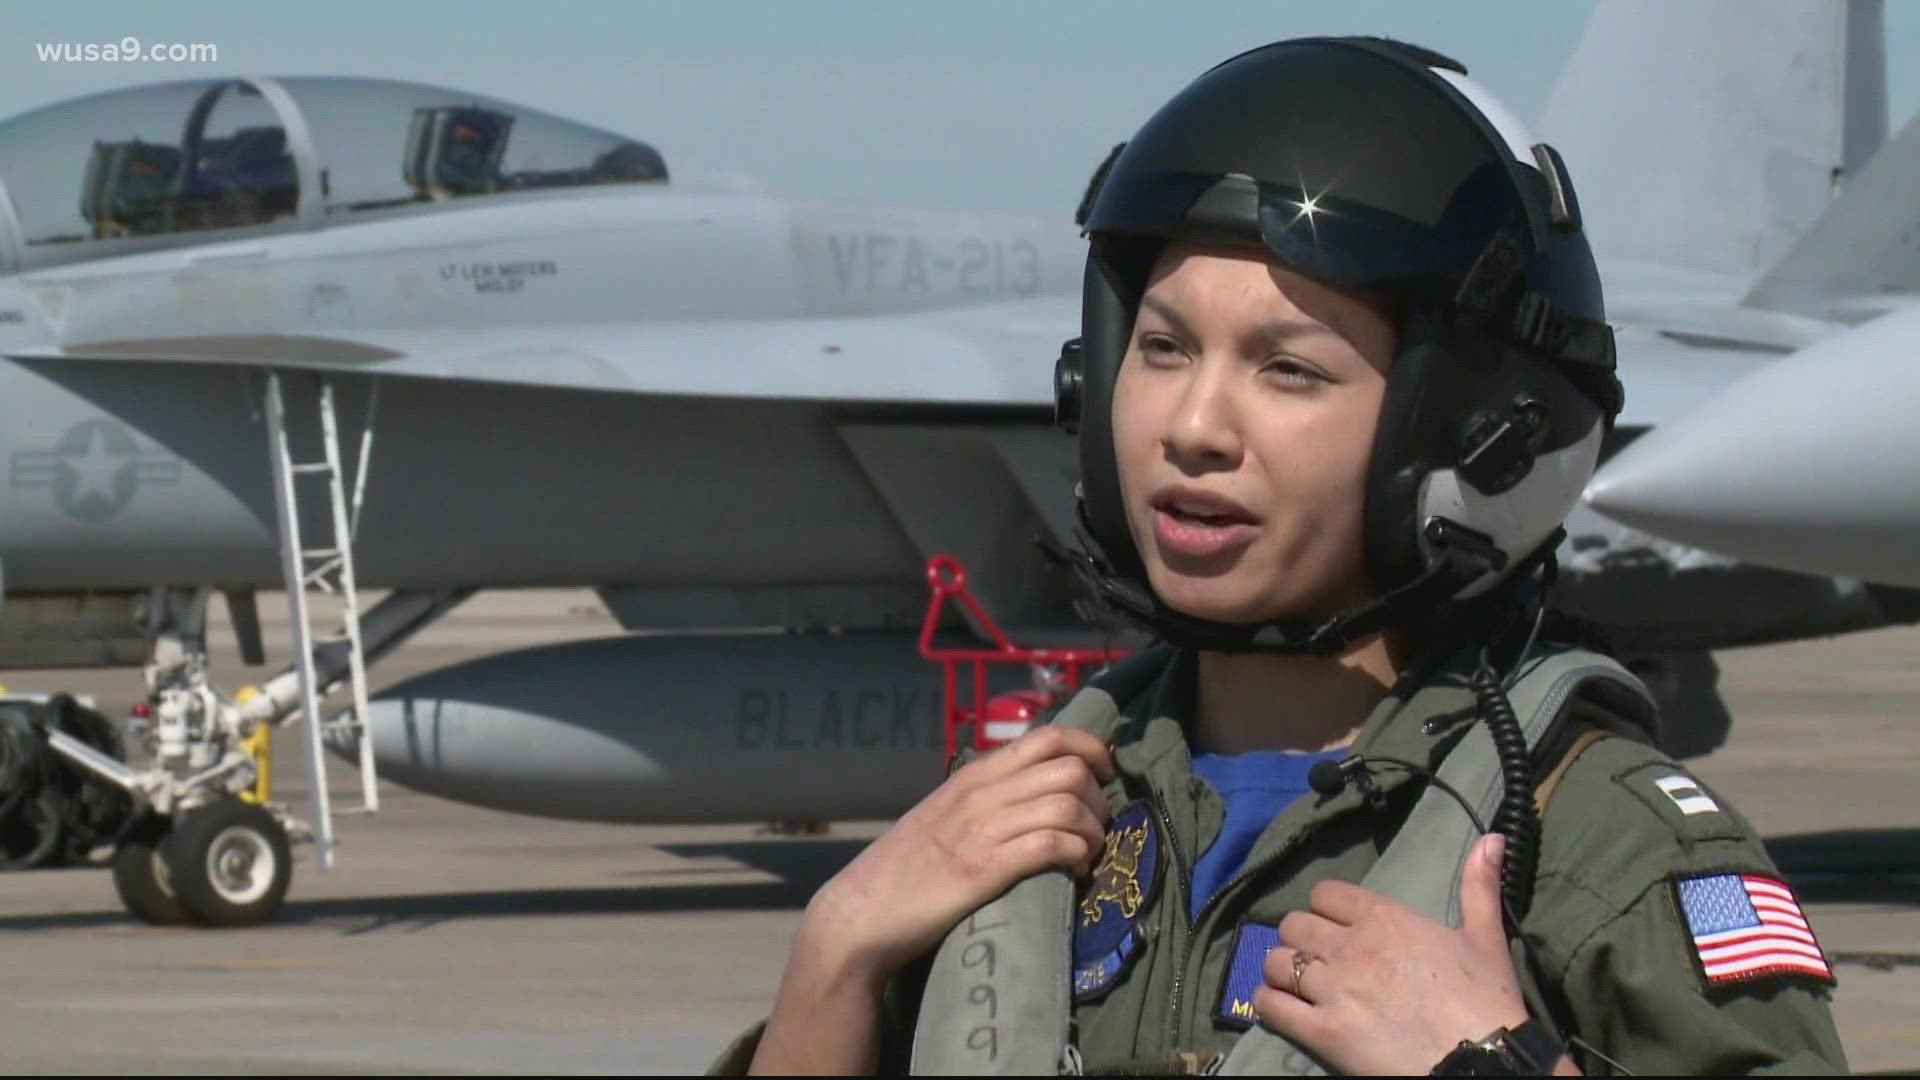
961 912 1007 1061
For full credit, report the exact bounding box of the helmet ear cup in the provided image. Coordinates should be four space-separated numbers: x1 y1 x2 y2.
1363 330 1466 596
1077 244 1152 586
1422 420 1602 599
1054 339 1084 434
1455 395 1552 497
1366 320 1607 600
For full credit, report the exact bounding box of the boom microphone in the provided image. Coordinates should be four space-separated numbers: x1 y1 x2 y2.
1306 753 1490 837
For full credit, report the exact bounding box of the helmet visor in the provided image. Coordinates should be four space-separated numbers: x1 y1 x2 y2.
1083 39 1535 300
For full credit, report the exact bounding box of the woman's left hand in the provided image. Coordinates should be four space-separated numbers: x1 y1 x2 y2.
1254 833 1568 1076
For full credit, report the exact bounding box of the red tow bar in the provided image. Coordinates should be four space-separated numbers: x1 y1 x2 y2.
916 554 1132 764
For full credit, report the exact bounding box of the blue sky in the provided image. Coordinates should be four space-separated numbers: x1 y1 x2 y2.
2 0 1915 214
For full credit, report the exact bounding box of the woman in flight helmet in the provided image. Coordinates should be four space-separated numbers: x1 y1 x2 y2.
715 37 1849 1077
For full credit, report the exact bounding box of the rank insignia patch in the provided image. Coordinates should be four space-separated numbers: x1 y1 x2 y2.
1216 920 1281 1028
1675 873 1835 989
1072 800 1163 1002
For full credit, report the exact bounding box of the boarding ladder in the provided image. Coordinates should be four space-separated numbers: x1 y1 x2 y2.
262 371 381 870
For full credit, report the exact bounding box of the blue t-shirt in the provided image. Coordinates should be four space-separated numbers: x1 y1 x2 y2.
1188 748 1346 921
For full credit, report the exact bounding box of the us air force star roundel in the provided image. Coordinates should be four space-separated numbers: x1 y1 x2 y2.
1072 800 1163 1002
9 418 181 522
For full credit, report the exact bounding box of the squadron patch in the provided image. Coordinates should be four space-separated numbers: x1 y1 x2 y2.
1674 872 1835 989
1215 920 1282 1029
1072 800 1163 1002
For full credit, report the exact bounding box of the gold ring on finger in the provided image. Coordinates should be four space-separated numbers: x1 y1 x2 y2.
1290 949 1320 998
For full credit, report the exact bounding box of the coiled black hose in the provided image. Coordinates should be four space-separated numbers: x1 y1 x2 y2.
0 697 132 870
1473 660 1540 925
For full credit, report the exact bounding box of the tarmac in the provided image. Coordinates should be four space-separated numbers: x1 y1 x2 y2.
0 590 1914 1075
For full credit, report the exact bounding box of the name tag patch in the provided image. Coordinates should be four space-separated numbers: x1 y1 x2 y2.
1215 920 1282 1028
1072 800 1163 1002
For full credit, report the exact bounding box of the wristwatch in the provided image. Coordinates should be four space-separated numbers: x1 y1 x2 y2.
1430 1018 1565 1075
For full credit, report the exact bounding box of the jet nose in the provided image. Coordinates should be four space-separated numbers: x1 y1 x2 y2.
1581 425 1735 531
1581 352 1798 550
1584 306 1920 587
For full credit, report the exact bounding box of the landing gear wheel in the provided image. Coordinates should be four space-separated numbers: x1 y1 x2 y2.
164 800 292 928
112 818 192 926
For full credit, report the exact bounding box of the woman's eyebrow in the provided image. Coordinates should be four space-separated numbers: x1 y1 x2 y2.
1140 295 1332 349
1138 295 1195 339
1242 318 1335 350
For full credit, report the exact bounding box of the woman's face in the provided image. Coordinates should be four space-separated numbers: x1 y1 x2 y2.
1113 241 1397 627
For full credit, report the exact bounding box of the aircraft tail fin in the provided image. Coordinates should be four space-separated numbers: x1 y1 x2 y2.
1743 104 1920 316
1537 0 1885 281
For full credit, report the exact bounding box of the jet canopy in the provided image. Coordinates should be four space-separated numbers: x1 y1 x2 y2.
0 76 667 267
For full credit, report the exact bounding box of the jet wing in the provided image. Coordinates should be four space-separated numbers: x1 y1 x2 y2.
1607 325 1785 428
9 296 1777 426
5 296 1081 407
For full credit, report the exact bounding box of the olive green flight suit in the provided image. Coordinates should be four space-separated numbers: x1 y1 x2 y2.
709 641 1850 1075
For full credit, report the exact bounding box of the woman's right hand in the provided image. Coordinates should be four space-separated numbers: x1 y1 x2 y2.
805 724 1117 982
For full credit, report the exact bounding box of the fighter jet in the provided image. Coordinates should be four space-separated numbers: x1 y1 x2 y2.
0 1 1914 926
1584 306 1920 588
1582 60 1920 590
0 72 1094 917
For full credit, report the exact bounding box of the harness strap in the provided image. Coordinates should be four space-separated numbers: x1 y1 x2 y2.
1217 651 1651 1075
910 672 1138 1075
1533 727 1611 818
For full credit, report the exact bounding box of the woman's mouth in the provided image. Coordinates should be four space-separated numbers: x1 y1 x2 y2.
1152 506 1259 559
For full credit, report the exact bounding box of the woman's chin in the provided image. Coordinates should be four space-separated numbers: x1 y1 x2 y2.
1150 574 1274 626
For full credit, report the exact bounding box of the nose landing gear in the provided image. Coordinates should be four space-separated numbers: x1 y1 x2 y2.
166 799 294 927
111 799 294 928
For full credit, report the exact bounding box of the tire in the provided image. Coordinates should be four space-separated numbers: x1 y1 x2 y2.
0 786 64 870
112 818 193 925
164 800 293 928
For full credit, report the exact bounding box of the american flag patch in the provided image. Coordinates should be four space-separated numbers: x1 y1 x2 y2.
1675 873 1834 987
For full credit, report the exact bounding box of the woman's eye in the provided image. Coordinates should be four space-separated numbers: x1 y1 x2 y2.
1139 336 1184 364
1263 359 1324 388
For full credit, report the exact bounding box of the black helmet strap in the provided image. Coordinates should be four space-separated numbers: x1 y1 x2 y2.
1452 214 1622 415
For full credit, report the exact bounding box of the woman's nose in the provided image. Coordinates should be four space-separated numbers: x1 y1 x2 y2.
1160 365 1243 468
